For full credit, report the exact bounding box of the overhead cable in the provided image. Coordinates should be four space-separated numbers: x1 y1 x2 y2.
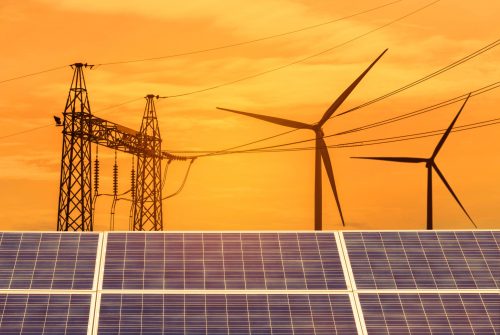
95 0 403 66
199 117 500 156
165 0 440 98
336 39 500 117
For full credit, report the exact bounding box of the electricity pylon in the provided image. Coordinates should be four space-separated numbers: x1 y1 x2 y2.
57 63 94 231
133 95 164 231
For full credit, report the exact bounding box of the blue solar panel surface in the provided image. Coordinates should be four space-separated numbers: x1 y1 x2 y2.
1 230 498 335
98 293 357 335
103 232 346 290
0 232 99 290
343 231 500 289
0 293 91 335
359 293 500 335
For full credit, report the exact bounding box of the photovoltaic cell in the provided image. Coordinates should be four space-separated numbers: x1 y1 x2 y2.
359 293 500 335
98 293 357 335
0 293 91 335
0 232 99 290
103 232 346 290
343 231 500 289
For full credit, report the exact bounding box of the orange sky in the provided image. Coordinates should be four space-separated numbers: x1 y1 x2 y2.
0 0 499 231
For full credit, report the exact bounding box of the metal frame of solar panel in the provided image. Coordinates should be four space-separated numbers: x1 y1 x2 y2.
93 231 361 335
1 230 498 335
339 230 500 335
0 232 101 335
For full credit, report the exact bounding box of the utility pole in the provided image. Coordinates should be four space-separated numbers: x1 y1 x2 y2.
133 95 164 231
57 63 94 231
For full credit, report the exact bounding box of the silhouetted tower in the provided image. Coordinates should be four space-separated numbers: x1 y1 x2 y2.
57 63 93 231
133 95 163 230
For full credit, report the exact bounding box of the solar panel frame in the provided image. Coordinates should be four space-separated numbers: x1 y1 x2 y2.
101 231 349 291
358 292 500 335
0 232 101 291
0 291 94 335
342 230 500 290
94 292 360 335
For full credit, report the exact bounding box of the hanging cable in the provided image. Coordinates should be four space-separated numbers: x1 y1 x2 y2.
165 82 499 156
0 65 68 85
162 158 196 200
165 0 440 98
198 116 500 156
161 159 173 192
95 0 403 66
1 0 404 82
335 39 500 117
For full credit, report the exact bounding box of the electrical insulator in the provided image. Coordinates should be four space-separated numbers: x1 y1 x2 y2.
93 158 100 194
113 162 118 196
130 168 136 201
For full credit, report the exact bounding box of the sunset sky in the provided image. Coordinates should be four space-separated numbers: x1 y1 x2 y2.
0 0 499 231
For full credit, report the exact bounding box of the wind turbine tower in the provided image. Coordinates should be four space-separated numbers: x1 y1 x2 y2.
353 94 476 230
218 49 387 230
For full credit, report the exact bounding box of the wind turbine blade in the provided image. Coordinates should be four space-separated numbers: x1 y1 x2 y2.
217 107 312 129
431 93 471 160
432 163 477 228
318 49 388 126
318 138 345 226
351 156 427 163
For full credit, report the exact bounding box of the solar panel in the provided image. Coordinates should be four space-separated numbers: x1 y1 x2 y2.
359 293 500 335
0 293 92 335
0 232 99 290
97 293 357 335
1 230 498 335
103 232 347 290
343 231 500 289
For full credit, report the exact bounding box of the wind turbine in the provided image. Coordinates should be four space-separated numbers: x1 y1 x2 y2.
218 49 387 230
352 94 476 230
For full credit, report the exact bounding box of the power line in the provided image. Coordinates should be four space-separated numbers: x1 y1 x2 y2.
0 124 53 140
165 0 440 98
0 1 441 141
172 83 498 155
202 38 497 154
197 117 500 156
96 0 403 66
333 81 500 136
0 65 67 85
0 98 143 141
169 21 495 155
336 38 500 117
0 1 403 83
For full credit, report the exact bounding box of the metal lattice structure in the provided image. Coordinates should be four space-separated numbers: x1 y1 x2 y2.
57 63 93 231
56 66 183 231
133 95 163 231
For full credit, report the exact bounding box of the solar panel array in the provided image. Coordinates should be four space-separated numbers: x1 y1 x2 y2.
0 230 498 334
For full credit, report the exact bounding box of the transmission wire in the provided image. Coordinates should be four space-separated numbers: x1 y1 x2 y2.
0 65 68 85
165 0 440 98
199 117 500 156
96 0 403 66
168 83 498 155
0 1 441 142
170 34 496 156
335 38 500 117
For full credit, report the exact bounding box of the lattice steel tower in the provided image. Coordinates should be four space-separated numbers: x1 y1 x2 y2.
57 63 93 231
133 95 163 230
